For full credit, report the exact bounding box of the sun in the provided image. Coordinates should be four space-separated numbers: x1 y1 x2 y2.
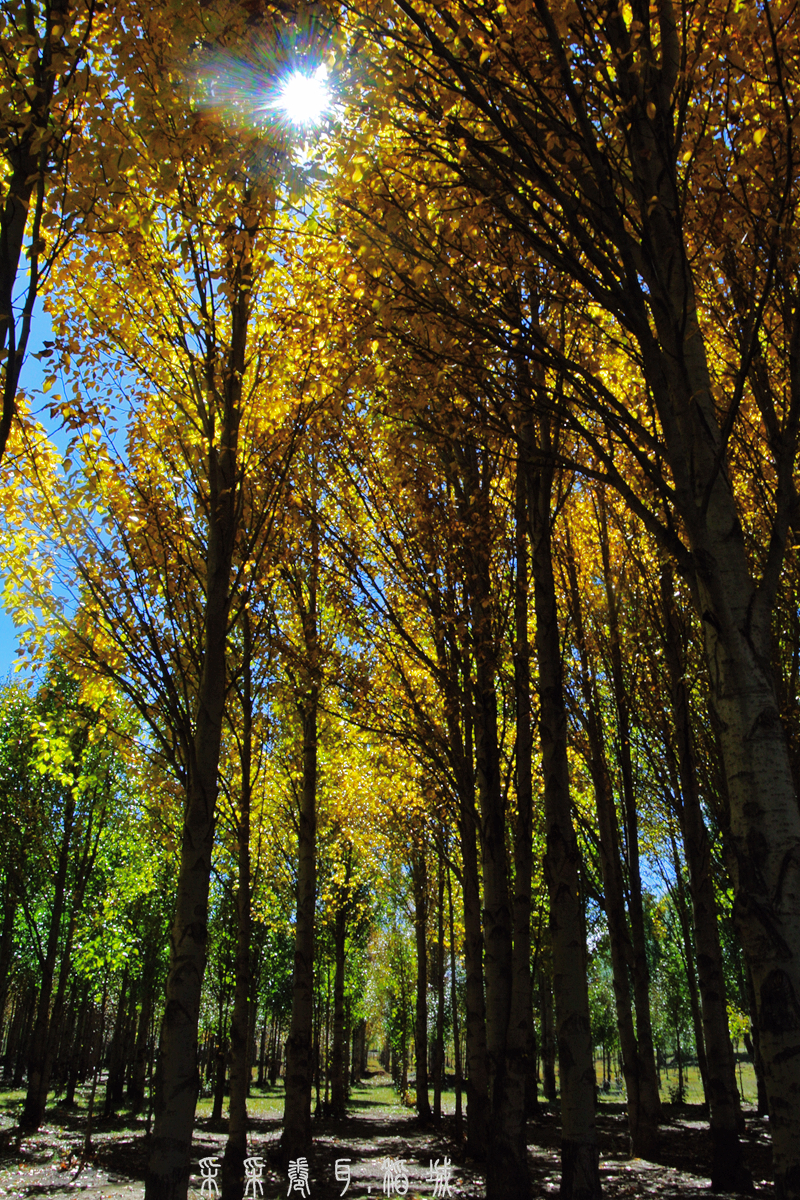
276 65 331 127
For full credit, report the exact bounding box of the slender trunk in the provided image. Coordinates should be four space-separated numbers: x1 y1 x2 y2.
65 988 90 1107
447 859 463 1140
744 967 769 1118
639 189 800 1198
143 201 250 1200
131 974 155 1112
590 740 648 1154
104 970 130 1116
668 831 709 1104
281 492 320 1166
39 796 103 1126
468 513 528 1200
22 791 75 1131
246 991 257 1099
660 566 751 1191
598 502 662 1154
257 1012 268 1088
675 1025 684 1102
528 453 600 1200
564 538 653 1158
412 842 431 1124
14 984 36 1086
223 612 254 1200
541 973 556 1103
399 978 409 1098
330 902 347 1119
83 984 108 1160
351 1019 366 1083
212 1015 227 1122
52 983 76 1099
512 459 535 1128
323 968 331 1111
434 600 490 1156
433 855 445 1123
343 997 351 1101
458 716 490 1158
0 884 17 1056
282 688 317 1158
0 149 40 461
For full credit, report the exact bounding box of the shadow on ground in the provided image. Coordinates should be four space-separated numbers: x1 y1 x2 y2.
0 1077 775 1199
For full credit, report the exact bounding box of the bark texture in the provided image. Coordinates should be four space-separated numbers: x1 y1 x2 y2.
661 567 751 1193
412 843 431 1125
528 452 600 1200
465 460 530 1200
598 511 662 1155
565 540 657 1160
330 898 348 1119
144 230 247 1200
222 613 254 1200
281 636 318 1164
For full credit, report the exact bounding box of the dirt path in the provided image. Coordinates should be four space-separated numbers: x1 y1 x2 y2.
0 1078 775 1199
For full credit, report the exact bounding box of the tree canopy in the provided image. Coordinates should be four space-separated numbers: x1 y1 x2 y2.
0 3 798 1200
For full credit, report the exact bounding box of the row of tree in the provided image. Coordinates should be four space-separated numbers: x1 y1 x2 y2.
0 1 799 1200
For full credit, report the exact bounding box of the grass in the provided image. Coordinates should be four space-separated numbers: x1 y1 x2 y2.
0 1054 762 1135
593 1056 760 1107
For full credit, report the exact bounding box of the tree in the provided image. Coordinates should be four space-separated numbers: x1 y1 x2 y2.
0 3 322 1187
0 0 101 460
339 3 800 1192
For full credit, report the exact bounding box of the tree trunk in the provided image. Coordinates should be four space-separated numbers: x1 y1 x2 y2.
598 504 662 1157
660 566 751 1192
131 974 155 1112
467 491 529 1200
281 498 320 1167
412 841 431 1124
351 1019 366 1083
105 970 130 1116
222 611 254 1200
511 458 536 1130
744 967 769 1118
541 974 557 1103
668 831 709 1105
144 227 247 1200
22 791 75 1130
447 858 464 1140
281 688 317 1160
635 141 800 1199
433 855 445 1123
432 603 490 1158
212 1020 227 1122
65 988 90 1107
589 731 650 1157
564 538 655 1160
0 883 17 1064
528 452 600 1200
330 902 347 1119
14 984 36 1087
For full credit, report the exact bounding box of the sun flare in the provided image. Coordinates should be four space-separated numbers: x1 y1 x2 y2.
276 65 330 126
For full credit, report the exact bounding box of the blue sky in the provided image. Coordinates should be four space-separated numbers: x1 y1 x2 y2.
0 306 54 680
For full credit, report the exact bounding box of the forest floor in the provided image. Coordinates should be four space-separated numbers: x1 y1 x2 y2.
0 1072 774 1200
